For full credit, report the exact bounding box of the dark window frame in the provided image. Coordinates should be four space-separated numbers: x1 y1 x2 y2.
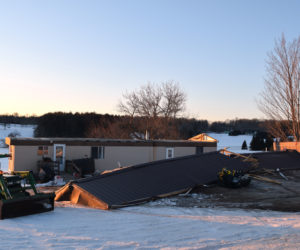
196 146 203 154
91 146 105 159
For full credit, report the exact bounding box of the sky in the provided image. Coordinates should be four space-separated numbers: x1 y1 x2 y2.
0 0 300 121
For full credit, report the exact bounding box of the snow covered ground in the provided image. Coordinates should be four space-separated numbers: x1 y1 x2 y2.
1 201 300 249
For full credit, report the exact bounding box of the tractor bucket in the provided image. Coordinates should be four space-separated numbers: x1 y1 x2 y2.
0 193 55 219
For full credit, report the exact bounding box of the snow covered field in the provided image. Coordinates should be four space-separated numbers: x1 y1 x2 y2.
0 123 34 139
208 132 256 153
1 202 300 249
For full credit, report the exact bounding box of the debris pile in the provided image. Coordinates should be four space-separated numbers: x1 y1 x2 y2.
65 158 95 178
218 168 251 188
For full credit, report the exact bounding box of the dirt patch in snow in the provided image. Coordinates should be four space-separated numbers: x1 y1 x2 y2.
172 170 300 212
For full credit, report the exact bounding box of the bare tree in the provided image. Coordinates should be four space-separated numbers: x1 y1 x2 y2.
118 81 186 139
118 92 140 118
161 82 186 118
258 34 300 141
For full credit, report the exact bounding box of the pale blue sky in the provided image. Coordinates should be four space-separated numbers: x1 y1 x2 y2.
0 0 299 121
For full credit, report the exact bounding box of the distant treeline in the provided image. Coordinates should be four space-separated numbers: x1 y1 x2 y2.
34 112 123 138
0 112 267 138
30 112 267 139
209 119 265 134
0 114 38 125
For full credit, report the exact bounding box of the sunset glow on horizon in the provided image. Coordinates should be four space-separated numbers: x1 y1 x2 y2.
1 0 300 121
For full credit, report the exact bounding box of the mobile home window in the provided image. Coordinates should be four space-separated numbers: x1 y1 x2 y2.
91 146 105 159
166 148 174 159
37 146 48 156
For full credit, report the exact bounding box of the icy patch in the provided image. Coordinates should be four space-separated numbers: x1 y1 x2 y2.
146 193 210 208
148 198 178 207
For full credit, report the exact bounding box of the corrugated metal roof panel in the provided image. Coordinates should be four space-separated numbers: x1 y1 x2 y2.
64 152 252 208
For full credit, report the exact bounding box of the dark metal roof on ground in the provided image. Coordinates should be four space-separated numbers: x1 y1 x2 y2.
55 152 252 210
246 151 300 170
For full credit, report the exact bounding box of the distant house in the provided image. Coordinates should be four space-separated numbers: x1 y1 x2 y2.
188 133 218 142
5 137 217 173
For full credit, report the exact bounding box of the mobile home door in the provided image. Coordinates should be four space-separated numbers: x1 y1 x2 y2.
53 144 66 172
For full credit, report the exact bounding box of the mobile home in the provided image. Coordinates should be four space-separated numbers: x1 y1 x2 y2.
5 137 217 173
